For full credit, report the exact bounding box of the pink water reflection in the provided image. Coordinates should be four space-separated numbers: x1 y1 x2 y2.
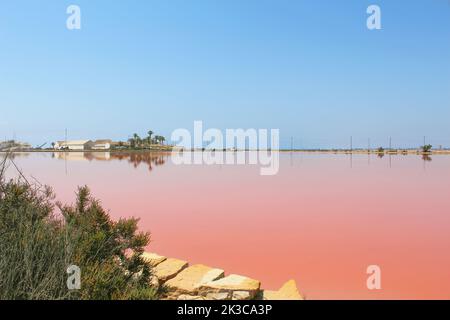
9 152 450 299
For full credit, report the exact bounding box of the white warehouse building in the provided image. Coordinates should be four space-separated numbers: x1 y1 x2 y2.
93 139 112 150
54 140 94 150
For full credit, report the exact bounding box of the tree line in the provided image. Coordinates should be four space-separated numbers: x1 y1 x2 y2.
128 130 166 148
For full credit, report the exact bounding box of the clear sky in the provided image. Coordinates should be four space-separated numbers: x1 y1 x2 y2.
0 0 449 148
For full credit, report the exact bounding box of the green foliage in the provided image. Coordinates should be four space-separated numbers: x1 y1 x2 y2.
0 179 73 299
0 157 158 300
125 130 166 149
421 144 432 153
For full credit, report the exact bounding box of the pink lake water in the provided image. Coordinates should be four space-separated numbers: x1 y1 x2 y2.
6 151 450 299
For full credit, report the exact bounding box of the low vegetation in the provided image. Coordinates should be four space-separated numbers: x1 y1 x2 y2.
421 144 432 153
0 154 158 300
126 130 166 149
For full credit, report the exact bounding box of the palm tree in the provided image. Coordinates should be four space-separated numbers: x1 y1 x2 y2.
133 133 141 147
147 130 154 144
159 136 166 145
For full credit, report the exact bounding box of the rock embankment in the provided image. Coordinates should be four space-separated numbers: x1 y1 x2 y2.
142 252 304 300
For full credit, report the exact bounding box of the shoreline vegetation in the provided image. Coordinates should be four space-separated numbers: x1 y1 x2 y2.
0 153 158 300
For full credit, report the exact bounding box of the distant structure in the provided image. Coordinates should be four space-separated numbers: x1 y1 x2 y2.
53 139 119 150
0 140 31 151
93 139 113 150
54 140 94 151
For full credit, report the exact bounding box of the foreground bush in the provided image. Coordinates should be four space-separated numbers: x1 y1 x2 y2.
0 157 157 300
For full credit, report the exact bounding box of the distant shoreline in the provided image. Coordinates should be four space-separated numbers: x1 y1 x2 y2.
2 149 450 155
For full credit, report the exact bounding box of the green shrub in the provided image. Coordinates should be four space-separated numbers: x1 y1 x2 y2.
0 156 158 300
421 144 432 153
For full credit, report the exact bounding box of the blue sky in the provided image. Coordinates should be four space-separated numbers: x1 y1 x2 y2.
0 0 449 148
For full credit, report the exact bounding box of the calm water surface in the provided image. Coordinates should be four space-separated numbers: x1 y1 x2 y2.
6 151 450 299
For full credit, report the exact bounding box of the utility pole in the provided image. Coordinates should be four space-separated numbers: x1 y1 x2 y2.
389 137 392 151
65 128 68 144
368 138 371 152
290 136 293 152
350 136 353 152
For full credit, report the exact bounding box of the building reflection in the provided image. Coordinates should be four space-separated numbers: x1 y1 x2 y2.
53 151 168 171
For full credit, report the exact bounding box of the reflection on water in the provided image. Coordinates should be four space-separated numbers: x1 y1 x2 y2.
52 151 169 171
6 151 436 175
